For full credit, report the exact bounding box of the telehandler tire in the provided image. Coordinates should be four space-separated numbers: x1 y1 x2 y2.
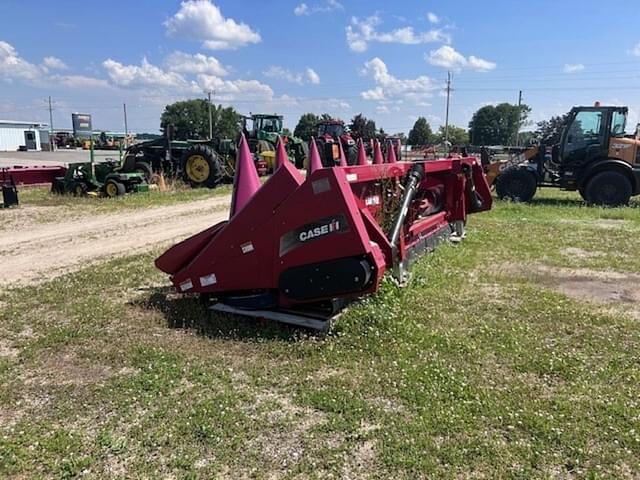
495 167 537 202
584 171 631 207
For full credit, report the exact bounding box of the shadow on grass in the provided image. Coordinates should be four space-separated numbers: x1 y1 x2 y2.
133 288 314 342
528 197 586 207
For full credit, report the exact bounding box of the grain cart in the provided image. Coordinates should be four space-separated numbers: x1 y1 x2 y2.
155 133 492 330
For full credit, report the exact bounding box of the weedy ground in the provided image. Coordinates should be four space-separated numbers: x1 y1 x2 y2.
1 189 639 479
18 182 232 212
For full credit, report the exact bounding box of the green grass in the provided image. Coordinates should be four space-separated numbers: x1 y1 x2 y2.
18 182 232 212
1 188 639 478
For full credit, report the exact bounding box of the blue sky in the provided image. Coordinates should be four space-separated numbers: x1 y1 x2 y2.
1 0 640 134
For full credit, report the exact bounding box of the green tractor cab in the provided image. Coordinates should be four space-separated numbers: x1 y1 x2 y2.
242 114 308 170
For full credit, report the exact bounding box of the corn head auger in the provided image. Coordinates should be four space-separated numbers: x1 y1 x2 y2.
155 135 492 330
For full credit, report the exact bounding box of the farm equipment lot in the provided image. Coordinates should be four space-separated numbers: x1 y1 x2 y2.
0 150 120 168
1 189 640 478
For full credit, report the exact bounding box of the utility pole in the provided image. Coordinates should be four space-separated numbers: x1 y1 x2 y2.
207 90 213 140
123 103 128 136
47 96 54 151
444 71 452 144
516 90 523 146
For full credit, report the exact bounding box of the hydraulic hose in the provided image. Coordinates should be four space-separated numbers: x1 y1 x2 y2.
462 163 484 211
389 163 425 247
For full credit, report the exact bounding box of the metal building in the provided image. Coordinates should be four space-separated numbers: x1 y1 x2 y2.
0 120 49 151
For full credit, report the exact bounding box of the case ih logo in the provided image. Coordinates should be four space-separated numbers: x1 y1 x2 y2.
299 217 341 242
279 214 349 256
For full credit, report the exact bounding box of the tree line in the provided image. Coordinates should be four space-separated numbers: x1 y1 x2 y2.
159 98 572 147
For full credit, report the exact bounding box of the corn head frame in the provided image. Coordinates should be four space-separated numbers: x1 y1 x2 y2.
156 137 492 330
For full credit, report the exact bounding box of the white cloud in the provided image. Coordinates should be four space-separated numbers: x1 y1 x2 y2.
263 66 303 84
631 42 640 57
54 74 111 89
360 57 437 101
294 0 343 16
165 51 228 76
347 16 450 52
0 41 42 81
427 46 496 72
468 56 497 72
294 3 309 15
263 65 320 85
306 67 320 84
427 12 439 24
563 63 585 73
164 0 261 50
42 56 68 70
197 74 274 100
102 58 188 88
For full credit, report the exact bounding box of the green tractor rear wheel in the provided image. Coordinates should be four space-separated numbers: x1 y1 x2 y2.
104 180 126 198
181 145 223 189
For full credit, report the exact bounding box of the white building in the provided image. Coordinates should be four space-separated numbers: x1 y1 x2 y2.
0 120 49 151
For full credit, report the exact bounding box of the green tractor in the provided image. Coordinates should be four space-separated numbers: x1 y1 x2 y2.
51 161 148 197
121 131 237 189
242 114 308 169
52 136 149 197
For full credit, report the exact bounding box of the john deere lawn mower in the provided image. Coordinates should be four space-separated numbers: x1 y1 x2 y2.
51 161 148 197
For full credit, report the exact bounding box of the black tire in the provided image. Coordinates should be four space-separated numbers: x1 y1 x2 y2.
495 167 538 202
72 182 88 197
134 161 153 182
578 186 587 201
181 144 223 189
51 179 65 195
315 139 330 167
346 144 358 166
295 142 309 169
104 179 125 198
584 171 632 207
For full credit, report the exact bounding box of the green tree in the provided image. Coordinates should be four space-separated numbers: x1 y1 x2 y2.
535 113 569 145
350 114 377 140
391 132 407 142
407 117 433 146
294 113 320 141
160 99 240 140
433 125 469 145
468 103 530 145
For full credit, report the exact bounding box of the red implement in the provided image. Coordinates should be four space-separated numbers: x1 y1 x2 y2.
156 151 492 329
3 165 67 186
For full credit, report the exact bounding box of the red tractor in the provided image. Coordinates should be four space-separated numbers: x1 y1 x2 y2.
316 119 358 166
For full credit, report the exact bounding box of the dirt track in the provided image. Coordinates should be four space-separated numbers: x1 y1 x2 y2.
0 196 230 288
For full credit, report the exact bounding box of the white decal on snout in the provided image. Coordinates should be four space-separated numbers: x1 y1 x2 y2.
200 274 217 287
179 279 193 292
240 242 254 254
298 218 341 242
